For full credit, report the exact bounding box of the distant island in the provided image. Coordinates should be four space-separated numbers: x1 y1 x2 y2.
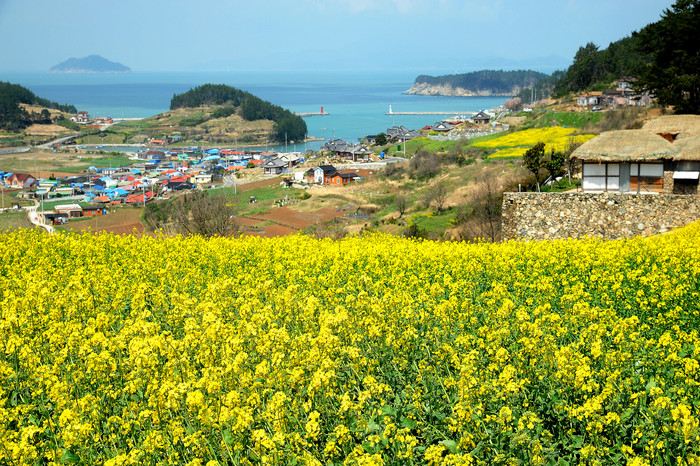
405 70 550 97
50 55 131 74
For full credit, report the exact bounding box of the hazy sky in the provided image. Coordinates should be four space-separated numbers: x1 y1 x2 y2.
0 0 676 74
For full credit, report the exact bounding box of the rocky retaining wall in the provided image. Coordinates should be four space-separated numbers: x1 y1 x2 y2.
502 192 700 241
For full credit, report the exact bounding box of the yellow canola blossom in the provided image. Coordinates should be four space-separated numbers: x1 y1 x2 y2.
1 223 700 464
472 127 596 158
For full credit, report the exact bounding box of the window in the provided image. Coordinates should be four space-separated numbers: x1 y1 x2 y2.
630 163 663 193
583 163 620 192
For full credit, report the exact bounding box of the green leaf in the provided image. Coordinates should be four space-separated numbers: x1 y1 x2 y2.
570 435 583 449
381 405 397 417
222 429 233 446
366 419 380 433
439 439 458 454
400 416 417 430
61 450 80 463
362 441 377 454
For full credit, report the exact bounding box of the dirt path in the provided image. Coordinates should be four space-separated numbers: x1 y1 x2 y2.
27 202 55 235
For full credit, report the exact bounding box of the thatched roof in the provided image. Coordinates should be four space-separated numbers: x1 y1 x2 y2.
571 130 678 162
672 134 700 161
642 115 700 137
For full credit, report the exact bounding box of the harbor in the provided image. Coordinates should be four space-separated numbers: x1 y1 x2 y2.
295 106 329 117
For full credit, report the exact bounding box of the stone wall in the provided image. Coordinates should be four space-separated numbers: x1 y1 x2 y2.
502 192 700 241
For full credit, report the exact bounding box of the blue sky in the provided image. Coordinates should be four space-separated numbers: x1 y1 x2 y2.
0 0 676 74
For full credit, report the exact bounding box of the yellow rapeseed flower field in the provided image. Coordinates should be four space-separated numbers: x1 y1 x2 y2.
472 127 596 159
1 224 700 464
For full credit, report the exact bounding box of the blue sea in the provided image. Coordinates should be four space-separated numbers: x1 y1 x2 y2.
5 71 507 151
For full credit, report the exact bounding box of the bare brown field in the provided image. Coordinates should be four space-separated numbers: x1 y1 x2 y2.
23 124 71 137
58 208 145 235
242 224 297 238
243 206 344 231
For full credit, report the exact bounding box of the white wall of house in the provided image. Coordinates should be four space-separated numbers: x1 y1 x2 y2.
582 162 667 193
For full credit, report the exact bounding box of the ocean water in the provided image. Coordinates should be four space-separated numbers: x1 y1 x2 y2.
5 71 507 151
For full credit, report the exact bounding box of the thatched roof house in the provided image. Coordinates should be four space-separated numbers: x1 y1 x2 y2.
672 134 700 162
571 130 678 163
642 115 700 141
572 116 700 195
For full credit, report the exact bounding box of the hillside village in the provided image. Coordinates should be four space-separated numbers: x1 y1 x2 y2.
4 107 700 239
1 109 509 230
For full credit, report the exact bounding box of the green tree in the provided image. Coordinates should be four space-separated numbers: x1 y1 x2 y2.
543 150 566 188
375 133 387 145
634 0 700 113
273 116 307 143
523 142 546 191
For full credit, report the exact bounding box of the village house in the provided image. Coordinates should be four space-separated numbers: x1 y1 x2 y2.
125 192 154 205
190 173 213 185
304 165 358 185
321 139 372 162
431 121 455 132
70 111 90 124
93 117 114 125
327 171 359 186
262 158 288 175
54 204 83 218
43 212 69 225
386 126 422 142
572 115 700 195
577 78 651 109
82 206 106 217
6 173 36 189
305 165 337 184
471 111 492 125
278 152 304 166
576 92 603 107
162 179 194 192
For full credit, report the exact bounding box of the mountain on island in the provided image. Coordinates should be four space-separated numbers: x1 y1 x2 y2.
50 55 131 74
405 70 550 97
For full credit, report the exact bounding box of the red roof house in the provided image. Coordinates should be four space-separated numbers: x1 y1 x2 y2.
7 173 36 189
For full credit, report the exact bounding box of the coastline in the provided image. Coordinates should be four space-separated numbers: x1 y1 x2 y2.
12 71 509 143
404 83 514 97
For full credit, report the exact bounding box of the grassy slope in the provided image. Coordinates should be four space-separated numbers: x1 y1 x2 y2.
0 211 34 230
113 106 275 146
0 152 134 176
518 111 605 129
